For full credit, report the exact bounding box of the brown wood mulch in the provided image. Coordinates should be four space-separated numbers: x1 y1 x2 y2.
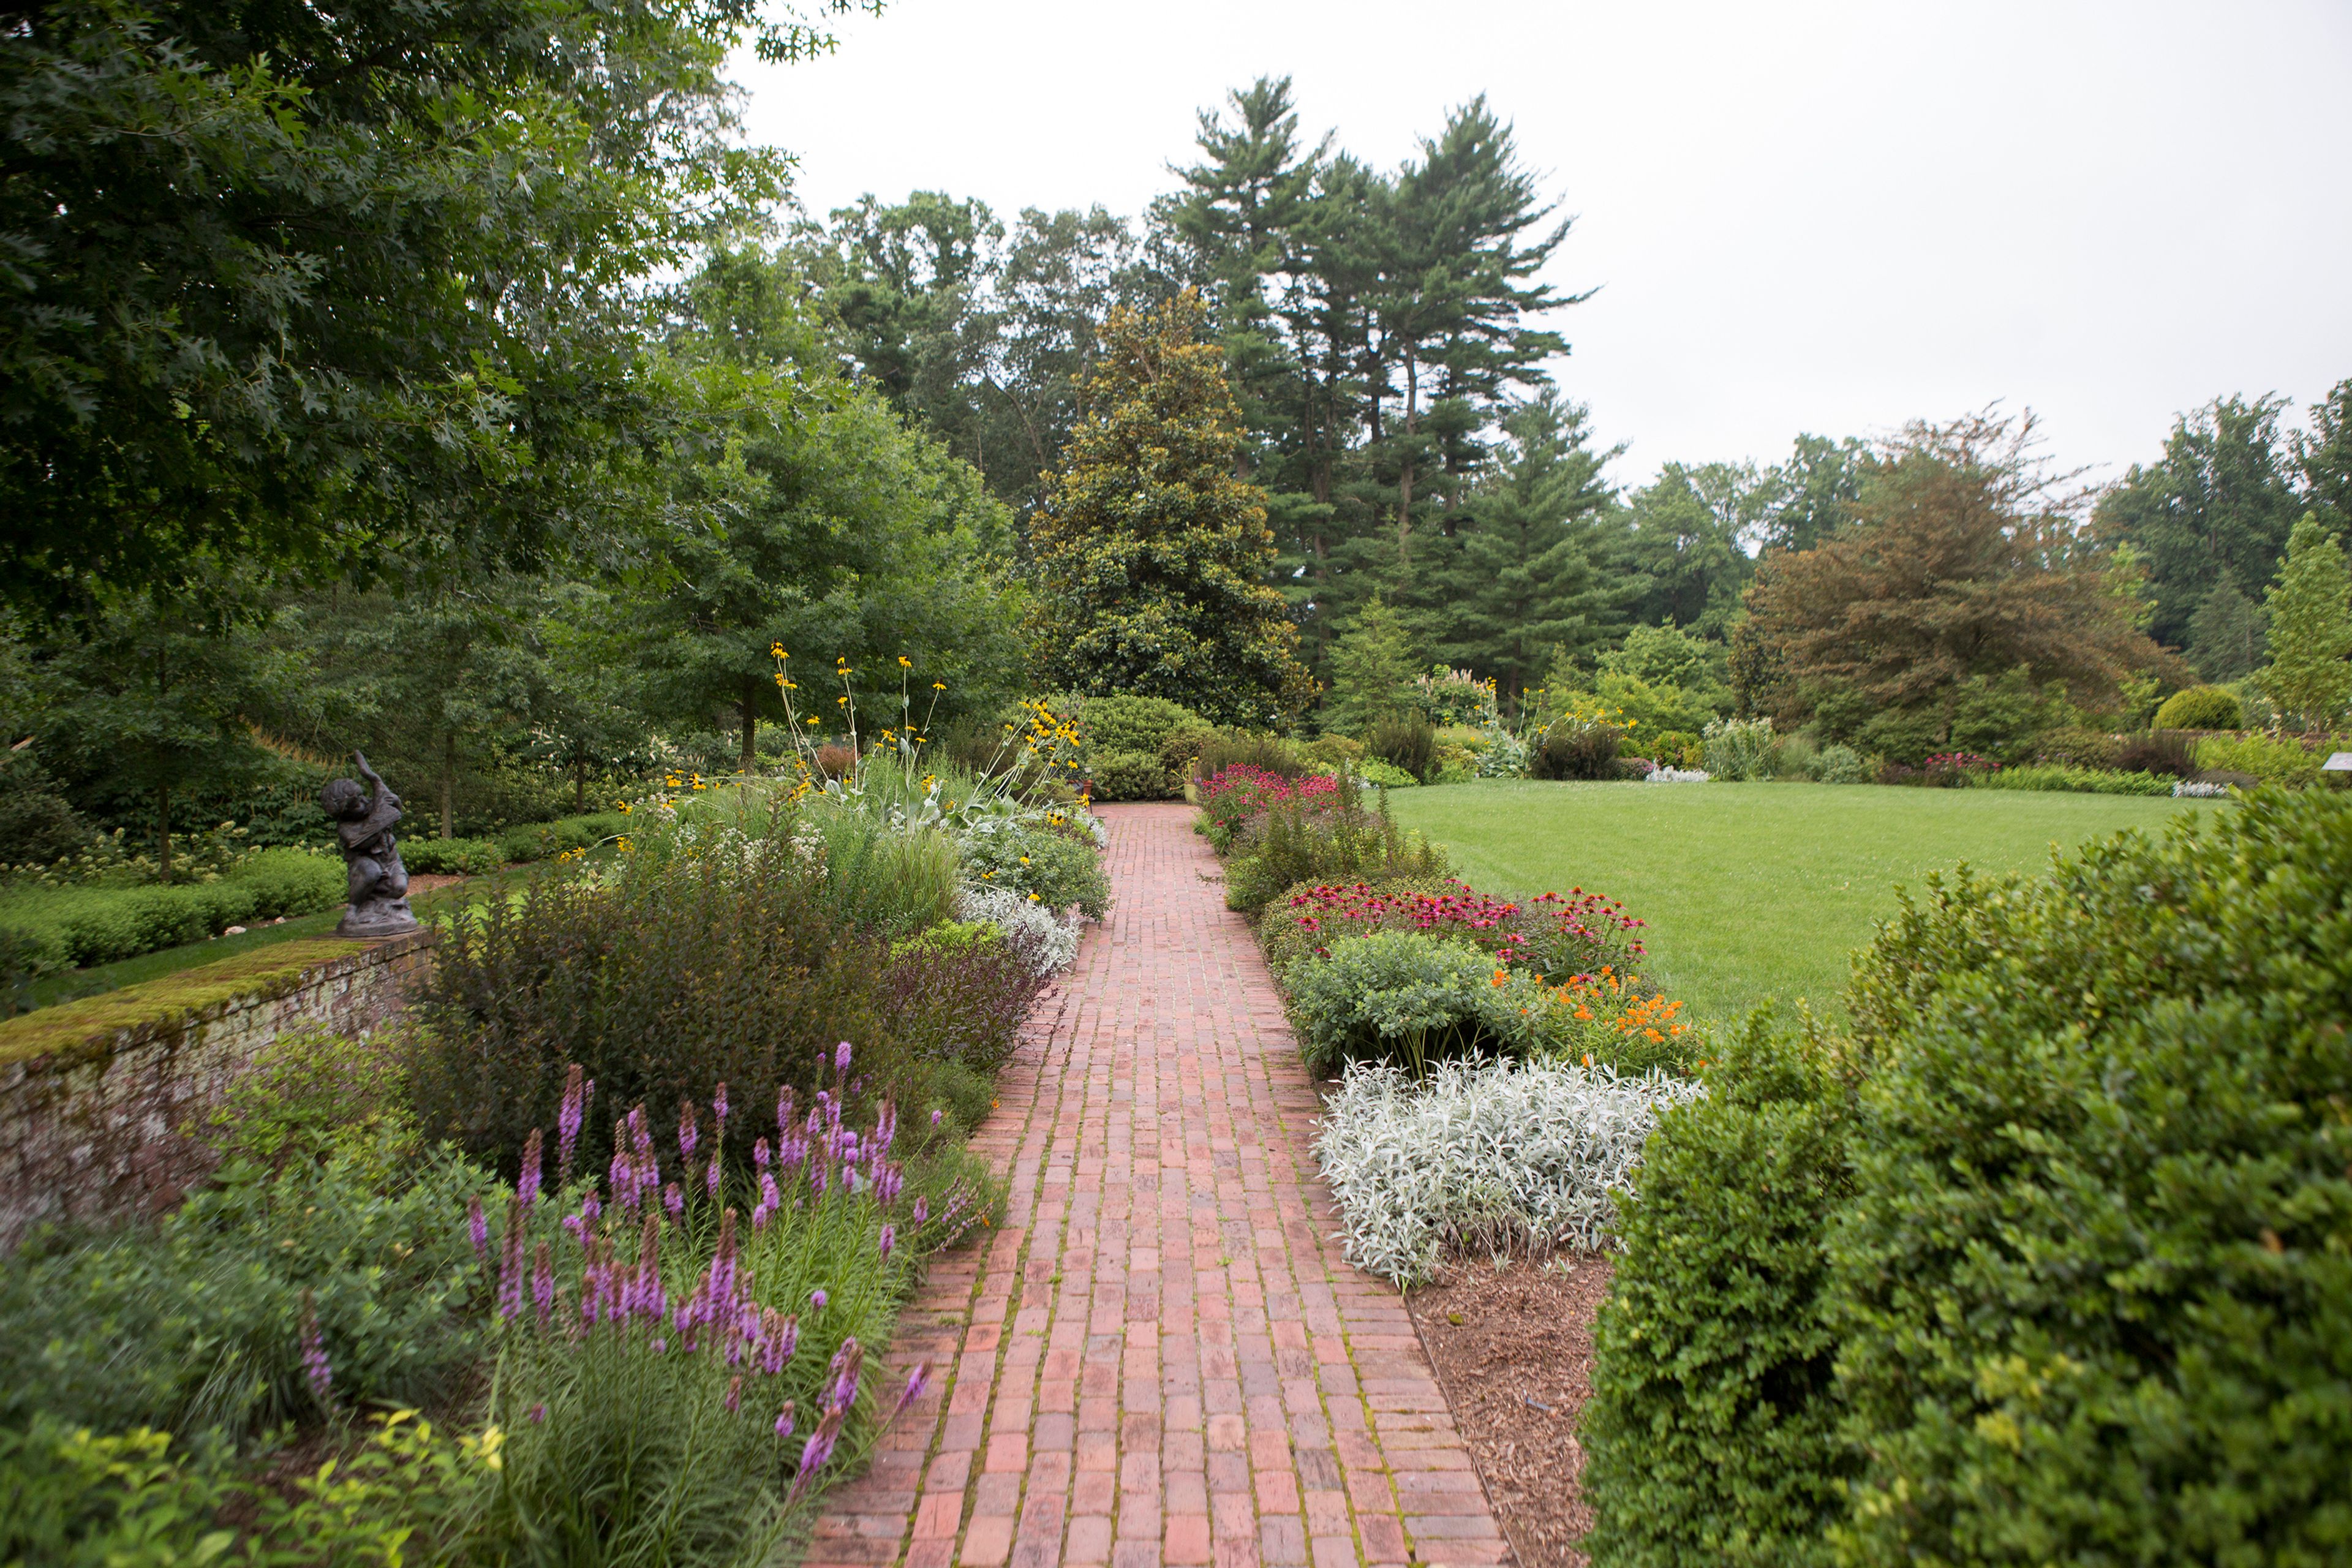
1406 1253 1615 1568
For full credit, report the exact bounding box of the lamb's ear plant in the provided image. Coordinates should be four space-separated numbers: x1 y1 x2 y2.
1311 1056 1703 1285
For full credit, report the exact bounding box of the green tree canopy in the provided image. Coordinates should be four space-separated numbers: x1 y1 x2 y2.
2261 514 2352 729
641 248 1028 769
1028 290 1313 727
1749 412 2177 737
0 0 816 613
1422 390 1621 693
2092 394 2305 652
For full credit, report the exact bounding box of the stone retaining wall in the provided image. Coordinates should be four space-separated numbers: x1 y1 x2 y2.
0 930 435 1248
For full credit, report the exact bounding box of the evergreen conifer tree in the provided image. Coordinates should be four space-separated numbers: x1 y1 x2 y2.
1028 291 1313 726
1427 390 1621 692
1322 593 1419 734
2261 514 2352 728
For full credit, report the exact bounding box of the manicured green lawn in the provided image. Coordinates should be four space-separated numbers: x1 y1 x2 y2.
1387 780 2214 1027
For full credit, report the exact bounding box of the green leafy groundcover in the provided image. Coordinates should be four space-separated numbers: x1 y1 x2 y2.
1584 787 2352 1568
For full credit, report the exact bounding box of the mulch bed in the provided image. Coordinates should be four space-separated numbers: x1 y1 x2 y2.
1406 1253 1615 1568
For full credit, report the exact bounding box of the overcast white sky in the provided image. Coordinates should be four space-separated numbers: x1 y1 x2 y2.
735 1 2352 490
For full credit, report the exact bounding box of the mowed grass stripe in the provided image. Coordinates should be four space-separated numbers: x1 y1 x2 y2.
1385 780 2212 1026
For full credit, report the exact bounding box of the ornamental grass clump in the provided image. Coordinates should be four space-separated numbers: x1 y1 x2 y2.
1313 1057 1704 1285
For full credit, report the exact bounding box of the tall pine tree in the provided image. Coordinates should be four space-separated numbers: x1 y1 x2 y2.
1028 292 1313 726
1427 390 1622 692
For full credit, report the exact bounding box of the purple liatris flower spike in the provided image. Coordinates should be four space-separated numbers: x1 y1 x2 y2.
810 1287 828 1313
913 1196 929 1226
707 1158 722 1198
558 1065 586 1181
828 1337 864 1409
300 1292 332 1406
835 1040 853 1074
753 1137 771 1171
774 1400 796 1440
678 1096 699 1162
726 1375 741 1413
713 1081 728 1135
469 1194 489 1262
894 1363 930 1417
530 1402 547 1424
930 1108 943 1127
652 1337 666 1355
665 1183 684 1222
533 1240 554 1325
877 1223 895 1262
518 1128 543 1210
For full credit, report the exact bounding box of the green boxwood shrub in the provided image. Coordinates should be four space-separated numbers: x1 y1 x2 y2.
1588 790 2352 1568
1585 1011 1861 1568
1087 748 1175 802
1356 759 1418 789
401 837 502 876
225 847 345 918
2032 725 2125 769
2152 683 2246 730
1074 694 1204 758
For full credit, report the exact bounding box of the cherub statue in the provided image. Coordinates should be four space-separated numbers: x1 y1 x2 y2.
320 750 418 937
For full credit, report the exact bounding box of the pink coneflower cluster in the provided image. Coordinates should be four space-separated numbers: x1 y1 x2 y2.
1281 877 1649 973
1198 765 1345 837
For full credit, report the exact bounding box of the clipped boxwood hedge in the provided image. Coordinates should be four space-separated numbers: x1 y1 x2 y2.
402 836 502 876
1087 748 1175 802
0 850 344 974
1583 1010 1860 1568
2151 683 2245 730
1586 788 2352 1568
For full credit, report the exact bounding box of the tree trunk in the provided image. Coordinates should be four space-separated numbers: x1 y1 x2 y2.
156 782 173 883
740 676 759 774
1397 352 1420 567
573 762 587 815
440 731 456 840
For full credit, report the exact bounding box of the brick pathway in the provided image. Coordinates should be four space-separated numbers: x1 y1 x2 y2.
805 803 1506 1568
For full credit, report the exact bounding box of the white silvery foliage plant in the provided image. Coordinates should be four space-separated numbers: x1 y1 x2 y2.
1314 1057 1705 1284
1474 729 1529 778
2173 779 2232 798
956 884 1081 976
1643 767 1710 783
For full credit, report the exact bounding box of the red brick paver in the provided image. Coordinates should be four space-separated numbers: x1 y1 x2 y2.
805 804 1506 1568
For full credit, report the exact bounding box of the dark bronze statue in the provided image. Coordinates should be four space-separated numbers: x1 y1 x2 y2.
321 751 418 938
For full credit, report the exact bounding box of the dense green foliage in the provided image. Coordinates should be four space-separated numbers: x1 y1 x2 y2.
2262 515 2352 728
0 849 342 973
1586 790 2352 1567
1584 1013 1858 1568
0 0 827 615
1028 293 1313 725
2152 683 2247 729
